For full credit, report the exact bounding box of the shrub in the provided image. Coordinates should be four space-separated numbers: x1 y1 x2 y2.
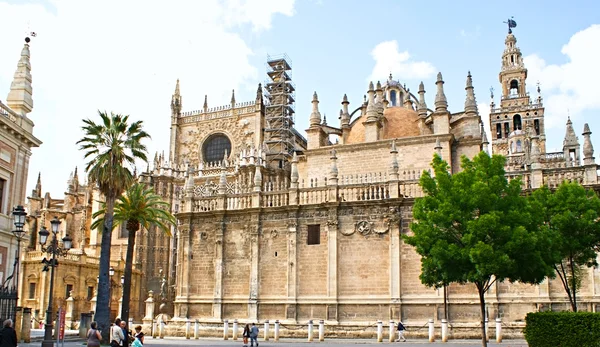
524 311 600 346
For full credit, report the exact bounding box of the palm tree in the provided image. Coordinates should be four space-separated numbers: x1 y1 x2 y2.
92 182 176 326
77 111 150 340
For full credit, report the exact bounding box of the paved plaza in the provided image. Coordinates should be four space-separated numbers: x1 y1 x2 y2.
17 336 529 347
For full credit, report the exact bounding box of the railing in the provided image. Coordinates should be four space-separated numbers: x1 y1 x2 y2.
299 187 329 205
399 182 424 198
180 101 256 118
339 183 389 202
227 194 253 210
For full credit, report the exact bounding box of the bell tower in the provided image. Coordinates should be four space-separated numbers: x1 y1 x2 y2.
489 18 546 155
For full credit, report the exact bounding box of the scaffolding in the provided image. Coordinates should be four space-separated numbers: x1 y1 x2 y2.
264 53 296 166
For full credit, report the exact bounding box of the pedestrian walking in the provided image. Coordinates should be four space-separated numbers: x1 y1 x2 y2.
242 324 251 347
396 321 407 342
86 321 102 347
250 323 259 347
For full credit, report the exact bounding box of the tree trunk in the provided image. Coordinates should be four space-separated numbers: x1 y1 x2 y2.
120 221 138 328
96 196 116 343
570 257 578 312
476 283 488 347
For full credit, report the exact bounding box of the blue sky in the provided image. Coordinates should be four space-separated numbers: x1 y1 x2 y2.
0 0 598 197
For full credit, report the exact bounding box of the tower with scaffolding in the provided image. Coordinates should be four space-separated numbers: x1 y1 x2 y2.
264 54 296 168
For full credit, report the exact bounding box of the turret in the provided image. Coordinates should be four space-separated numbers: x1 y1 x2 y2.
364 81 381 142
309 92 322 127
203 95 208 113
417 82 428 135
6 37 34 116
583 123 595 165
464 71 478 115
169 79 181 161
306 92 326 149
563 117 580 166
432 73 450 134
230 89 236 108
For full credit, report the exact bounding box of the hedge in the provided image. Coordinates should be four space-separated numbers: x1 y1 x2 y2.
524 311 600 347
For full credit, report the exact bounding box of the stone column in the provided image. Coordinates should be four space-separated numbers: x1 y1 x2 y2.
286 218 298 322
326 208 338 322
213 219 225 319
22 307 31 343
388 207 401 303
65 293 74 328
248 221 260 320
179 226 191 318
14 307 22 342
143 291 154 326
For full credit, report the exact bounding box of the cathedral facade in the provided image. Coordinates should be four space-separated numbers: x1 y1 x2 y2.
143 28 600 334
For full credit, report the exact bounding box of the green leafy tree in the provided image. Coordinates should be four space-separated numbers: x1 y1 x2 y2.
77 111 150 340
529 182 600 312
404 152 555 347
92 182 176 326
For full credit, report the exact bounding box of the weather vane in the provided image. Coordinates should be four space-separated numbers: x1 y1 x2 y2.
503 16 517 34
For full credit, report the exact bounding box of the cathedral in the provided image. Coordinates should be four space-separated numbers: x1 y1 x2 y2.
19 26 600 338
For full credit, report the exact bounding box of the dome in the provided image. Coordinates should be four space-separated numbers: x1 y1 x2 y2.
345 107 421 144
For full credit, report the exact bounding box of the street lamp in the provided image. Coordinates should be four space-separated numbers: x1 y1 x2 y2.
10 205 27 321
39 217 72 347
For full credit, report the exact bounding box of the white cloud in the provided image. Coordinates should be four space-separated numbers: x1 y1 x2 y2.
0 0 295 198
368 40 436 82
524 24 600 130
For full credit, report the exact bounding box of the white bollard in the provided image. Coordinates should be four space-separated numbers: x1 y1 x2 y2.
441 319 448 342
318 320 325 342
496 318 502 343
186 319 191 339
159 319 165 339
264 320 270 341
485 318 489 342
233 319 238 340
376 320 383 342
388 320 395 342
194 319 199 339
223 319 229 340
274 320 280 341
428 319 435 342
308 320 314 342
152 320 157 339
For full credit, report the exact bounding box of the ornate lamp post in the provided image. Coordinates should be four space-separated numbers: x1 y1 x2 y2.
39 217 72 347
11 205 27 296
109 266 115 312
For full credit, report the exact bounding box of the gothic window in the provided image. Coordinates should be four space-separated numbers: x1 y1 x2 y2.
496 124 502 139
28 282 36 299
513 114 522 130
504 123 510 138
119 223 128 239
65 283 73 298
509 80 519 96
534 119 540 135
516 140 522 152
202 133 232 163
390 90 397 106
307 225 320 245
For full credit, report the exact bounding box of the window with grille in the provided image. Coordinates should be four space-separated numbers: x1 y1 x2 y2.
202 134 232 163
307 225 320 245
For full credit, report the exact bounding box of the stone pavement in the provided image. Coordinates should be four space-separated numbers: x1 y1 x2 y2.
17 337 529 347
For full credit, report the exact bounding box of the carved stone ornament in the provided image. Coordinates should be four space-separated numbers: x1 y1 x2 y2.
199 231 208 240
270 229 279 238
355 220 374 235
326 218 338 227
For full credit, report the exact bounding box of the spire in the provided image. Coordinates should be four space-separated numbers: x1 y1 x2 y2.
340 94 350 127
256 83 263 103
174 79 180 95
31 172 42 198
73 166 79 190
563 117 579 148
231 89 236 106
403 88 412 108
464 71 478 114
6 37 34 116
489 86 495 111
366 81 377 121
481 123 489 154
434 72 448 112
417 81 427 117
203 95 208 112
309 92 322 127
583 123 595 165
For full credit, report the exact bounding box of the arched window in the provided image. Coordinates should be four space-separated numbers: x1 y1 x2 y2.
390 90 397 106
513 114 522 130
202 133 232 163
509 80 519 96
510 141 515 154
496 123 502 139
516 140 522 152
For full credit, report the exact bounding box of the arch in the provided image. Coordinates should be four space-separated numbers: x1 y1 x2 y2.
513 114 522 130
509 79 519 96
389 90 397 106
496 123 502 139
516 139 522 152
202 133 232 163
